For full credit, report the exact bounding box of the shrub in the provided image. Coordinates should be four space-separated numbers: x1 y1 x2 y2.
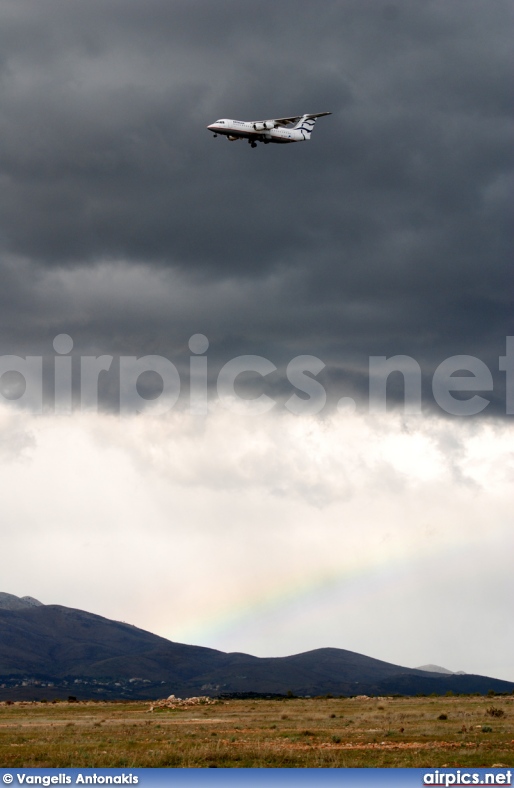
331 735 341 744
482 725 493 733
486 706 505 717
438 713 448 720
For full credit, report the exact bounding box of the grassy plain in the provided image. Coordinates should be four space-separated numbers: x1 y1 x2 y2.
0 696 513 768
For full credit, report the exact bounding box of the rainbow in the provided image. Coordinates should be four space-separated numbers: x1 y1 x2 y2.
169 528 482 652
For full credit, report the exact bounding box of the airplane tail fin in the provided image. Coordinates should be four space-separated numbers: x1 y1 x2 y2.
293 115 317 139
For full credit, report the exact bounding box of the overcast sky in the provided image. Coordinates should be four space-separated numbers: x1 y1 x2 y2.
1 0 513 682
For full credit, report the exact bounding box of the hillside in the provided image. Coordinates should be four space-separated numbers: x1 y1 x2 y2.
1 595 513 700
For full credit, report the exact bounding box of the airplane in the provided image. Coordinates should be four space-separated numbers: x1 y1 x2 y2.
207 112 332 147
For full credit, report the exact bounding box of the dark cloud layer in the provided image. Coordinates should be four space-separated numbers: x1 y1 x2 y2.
0 0 512 413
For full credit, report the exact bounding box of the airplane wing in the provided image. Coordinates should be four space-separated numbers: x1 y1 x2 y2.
271 116 304 127
251 112 332 128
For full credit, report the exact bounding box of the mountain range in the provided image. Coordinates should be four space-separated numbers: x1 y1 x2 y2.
1 593 512 700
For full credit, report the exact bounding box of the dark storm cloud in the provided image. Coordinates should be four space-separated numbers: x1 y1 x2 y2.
0 0 512 412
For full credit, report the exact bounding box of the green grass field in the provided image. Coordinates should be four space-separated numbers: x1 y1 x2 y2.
1 695 513 768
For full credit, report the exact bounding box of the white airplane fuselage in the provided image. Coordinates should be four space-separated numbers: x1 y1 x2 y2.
207 119 309 144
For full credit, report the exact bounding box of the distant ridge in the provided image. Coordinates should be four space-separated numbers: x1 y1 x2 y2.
0 593 512 701
415 664 466 675
0 593 43 610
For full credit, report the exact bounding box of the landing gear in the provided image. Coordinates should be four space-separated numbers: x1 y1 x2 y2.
250 141 257 148
213 134 218 138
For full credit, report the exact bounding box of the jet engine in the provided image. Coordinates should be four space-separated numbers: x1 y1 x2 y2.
227 135 239 141
253 120 275 131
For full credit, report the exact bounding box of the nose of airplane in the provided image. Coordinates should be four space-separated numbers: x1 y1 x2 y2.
207 124 215 130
